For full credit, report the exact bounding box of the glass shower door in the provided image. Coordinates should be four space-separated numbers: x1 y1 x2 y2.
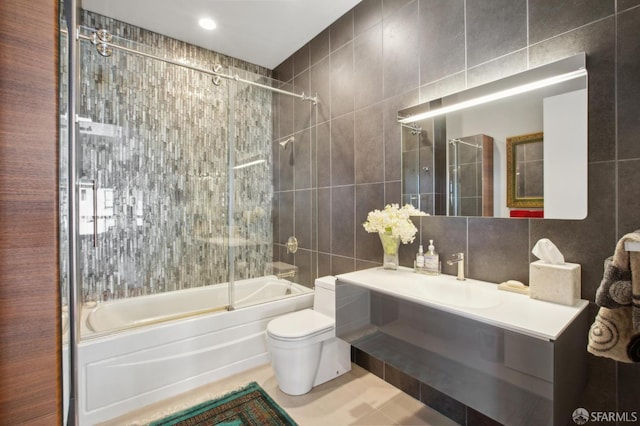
447 136 491 217
401 124 435 214
75 31 231 338
229 71 316 309
226 73 272 308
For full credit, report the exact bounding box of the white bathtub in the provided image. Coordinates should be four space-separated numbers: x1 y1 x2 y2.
84 276 309 335
76 276 314 425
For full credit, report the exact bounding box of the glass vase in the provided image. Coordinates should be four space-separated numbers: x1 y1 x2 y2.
379 232 401 270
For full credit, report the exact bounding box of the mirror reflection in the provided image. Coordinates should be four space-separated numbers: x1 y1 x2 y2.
399 53 587 220
507 132 544 209
448 135 493 217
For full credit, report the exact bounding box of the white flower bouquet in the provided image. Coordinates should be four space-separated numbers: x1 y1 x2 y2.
362 203 426 244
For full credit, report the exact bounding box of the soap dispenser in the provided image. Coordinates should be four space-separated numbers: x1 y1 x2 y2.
424 240 440 275
415 244 425 273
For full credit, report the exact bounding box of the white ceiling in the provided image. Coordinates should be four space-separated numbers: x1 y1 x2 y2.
81 0 362 69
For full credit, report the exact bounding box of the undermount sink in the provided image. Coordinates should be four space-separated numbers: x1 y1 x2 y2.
336 267 504 312
440 294 501 309
409 273 503 309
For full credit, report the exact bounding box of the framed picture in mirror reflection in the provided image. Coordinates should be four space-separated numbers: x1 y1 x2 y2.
506 132 544 209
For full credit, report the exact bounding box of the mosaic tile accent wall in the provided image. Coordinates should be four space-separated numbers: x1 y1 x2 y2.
61 11 275 303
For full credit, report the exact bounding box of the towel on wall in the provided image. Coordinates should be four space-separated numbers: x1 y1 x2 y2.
588 231 640 363
595 231 640 330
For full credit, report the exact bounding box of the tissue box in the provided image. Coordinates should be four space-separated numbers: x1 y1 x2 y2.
529 260 581 306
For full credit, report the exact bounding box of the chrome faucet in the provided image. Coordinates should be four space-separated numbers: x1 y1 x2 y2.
446 253 465 281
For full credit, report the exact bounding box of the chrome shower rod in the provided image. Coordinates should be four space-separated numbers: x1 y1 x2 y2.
449 138 482 149
66 28 318 104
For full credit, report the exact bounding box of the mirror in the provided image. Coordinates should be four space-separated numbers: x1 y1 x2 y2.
398 53 587 219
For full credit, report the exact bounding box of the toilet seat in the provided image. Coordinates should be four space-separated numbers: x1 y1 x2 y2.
267 309 334 341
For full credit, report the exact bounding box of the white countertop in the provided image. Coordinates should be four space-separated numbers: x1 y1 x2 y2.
337 267 589 341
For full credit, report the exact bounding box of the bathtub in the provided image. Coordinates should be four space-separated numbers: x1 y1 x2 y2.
76 276 314 425
84 276 310 335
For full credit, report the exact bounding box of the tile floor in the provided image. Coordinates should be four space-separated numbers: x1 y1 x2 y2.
99 363 459 425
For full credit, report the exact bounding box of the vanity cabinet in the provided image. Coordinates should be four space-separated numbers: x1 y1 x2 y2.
336 269 589 426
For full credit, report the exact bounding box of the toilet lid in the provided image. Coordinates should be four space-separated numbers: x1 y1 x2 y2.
267 309 334 340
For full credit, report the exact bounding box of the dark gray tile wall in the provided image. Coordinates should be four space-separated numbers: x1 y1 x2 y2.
528 0 614 45
355 183 385 262
354 0 382 36
354 23 383 110
418 0 465 85
331 185 355 257
382 1 420 98
619 0 640 11
355 104 385 184
330 43 355 119
330 113 356 185
274 0 640 422
617 6 640 160
465 0 527 68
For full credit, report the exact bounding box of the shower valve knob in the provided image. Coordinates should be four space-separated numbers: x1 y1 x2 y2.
286 236 298 254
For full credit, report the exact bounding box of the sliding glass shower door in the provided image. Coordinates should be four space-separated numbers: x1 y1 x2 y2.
228 71 318 309
74 29 232 337
61 5 319 421
66 25 314 339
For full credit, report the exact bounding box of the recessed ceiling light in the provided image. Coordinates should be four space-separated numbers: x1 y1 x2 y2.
198 17 217 30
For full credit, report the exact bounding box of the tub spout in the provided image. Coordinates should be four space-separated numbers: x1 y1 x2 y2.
102 290 112 301
446 253 465 281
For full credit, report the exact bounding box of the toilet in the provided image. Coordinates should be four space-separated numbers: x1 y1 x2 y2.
266 276 351 395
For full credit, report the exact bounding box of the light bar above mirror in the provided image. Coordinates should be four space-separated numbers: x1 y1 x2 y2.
398 53 587 124
398 69 587 123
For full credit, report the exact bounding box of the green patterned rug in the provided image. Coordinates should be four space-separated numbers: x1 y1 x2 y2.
150 382 297 426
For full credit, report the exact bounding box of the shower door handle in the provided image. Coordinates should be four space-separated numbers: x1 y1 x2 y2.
92 181 97 247
79 178 97 247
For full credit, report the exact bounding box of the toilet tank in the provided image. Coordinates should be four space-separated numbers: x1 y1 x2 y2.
313 276 336 318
